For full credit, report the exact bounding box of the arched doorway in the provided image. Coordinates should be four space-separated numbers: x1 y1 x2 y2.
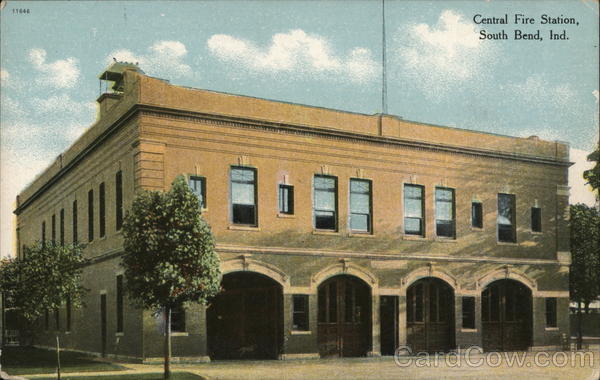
481 279 532 351
406 277 455 353
317 275 372 357
207 272 283 360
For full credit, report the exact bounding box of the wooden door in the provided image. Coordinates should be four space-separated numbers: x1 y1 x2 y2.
100 294 107 357
406 278 454 353
318 276 371 357
482 280 532 351
207 272 282 359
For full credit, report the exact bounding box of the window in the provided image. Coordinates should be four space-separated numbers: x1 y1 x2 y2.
313 175 337 230
231 167 257 225
66 296 71 332
546 298 557 328
116 275 124 333
462 297 475 329
531 207 542 232
497 194 516 242
278 184 294 215
471 202 483 229
292 295 309 331
188 176 206 209
72 200 78 243
42 221 46 246
170 306 186 332
88 190 94 242
52 214 56 243
99 182 106 238
404 184 424 236
60 209 65 246
350 179 372 233
116 171 123 230
406 282 424 322
435 188 455 238
54 309 60 331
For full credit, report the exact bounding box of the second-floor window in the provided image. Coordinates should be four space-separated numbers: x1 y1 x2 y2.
435 187 455 238
471 201 483 229
116 171 123 230
531 207 542 232
313 175 337 230
72 200 78 243
404 184 424 236
88 189 94 242
350 179 372 233
231 167 257 225
60 208 65 246
189 176 206 209
497 193 516 243
278 184 294 215
99 182 106 238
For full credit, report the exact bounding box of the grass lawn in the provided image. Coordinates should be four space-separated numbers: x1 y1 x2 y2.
35 373 204 380
1 346 126 375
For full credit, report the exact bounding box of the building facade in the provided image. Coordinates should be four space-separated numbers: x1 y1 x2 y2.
14 63 572 362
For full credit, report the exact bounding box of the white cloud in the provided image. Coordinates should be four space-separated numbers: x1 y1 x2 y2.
207 29 378 83
28 48 80 89
31 94 95 115
396 10 495 94
569 148 596 206
593 89 599 103
507 75 576 110
107 40 193 79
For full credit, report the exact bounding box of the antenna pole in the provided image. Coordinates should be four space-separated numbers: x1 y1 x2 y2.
382 0 388 114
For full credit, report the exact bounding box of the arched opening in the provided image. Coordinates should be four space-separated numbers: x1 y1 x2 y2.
207 271 283 360
406 277 455 353
317 275 372 357
481 279 532 351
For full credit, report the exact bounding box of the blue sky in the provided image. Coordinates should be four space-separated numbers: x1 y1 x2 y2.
1 0 598 257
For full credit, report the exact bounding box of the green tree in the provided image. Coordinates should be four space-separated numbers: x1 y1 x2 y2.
121 175 221 379
569 203 600 348
0 242 87 325
583 144 599 200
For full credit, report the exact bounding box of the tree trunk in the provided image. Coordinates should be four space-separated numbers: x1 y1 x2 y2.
577 301 583 350
164 307 171 380
56 335 61 380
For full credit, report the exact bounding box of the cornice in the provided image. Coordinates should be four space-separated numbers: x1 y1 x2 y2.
14 102 571 215
215 243 562 266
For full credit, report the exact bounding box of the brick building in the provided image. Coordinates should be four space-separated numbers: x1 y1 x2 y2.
14 63 572 361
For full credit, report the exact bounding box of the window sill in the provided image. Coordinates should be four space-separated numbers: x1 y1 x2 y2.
460 328 478 333
348 232 376 238
497 241 519 246
277 213 295 219
530 231 543 235
435 237 457 243
165 332 189 337
290 330 312 335
228 225 261 232
65 331 71 335
115 332 125 337
312 230 340 236
545 327 559 331
470 227 484 232
402 235 429 241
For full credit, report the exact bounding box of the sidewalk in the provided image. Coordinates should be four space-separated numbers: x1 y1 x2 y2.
10 351 600 380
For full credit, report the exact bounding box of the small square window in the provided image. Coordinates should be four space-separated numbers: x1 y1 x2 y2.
462 297 475 329
545 298 557 328
279 184 294 214
292 295 309 331
170 306 186 333
189 176 207 209
471 202 483 228
531 207 542 232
